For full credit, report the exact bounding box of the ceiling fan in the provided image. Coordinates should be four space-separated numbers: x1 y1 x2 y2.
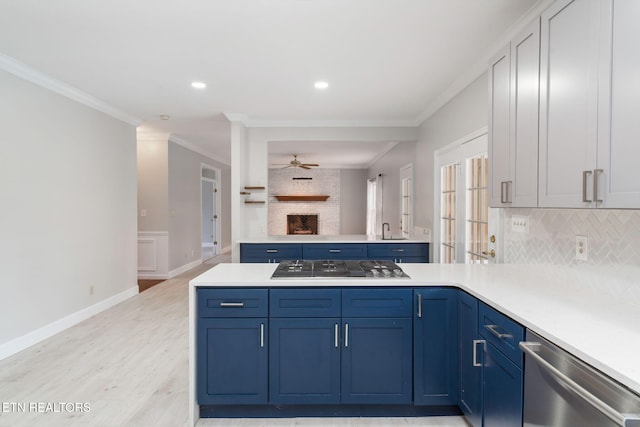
274 154 319 170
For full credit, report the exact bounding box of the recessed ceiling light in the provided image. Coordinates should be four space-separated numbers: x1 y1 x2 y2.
314 81 329 90
191 81 207 89
160 114 170 120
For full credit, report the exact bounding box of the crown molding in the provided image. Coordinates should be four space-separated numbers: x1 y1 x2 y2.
0 52 143 127
169 134 230 166
224 112 416 129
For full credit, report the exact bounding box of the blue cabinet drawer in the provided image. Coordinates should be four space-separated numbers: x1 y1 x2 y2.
479 302 524 367
302 243 367 260
198 288 268 318
270 288 341 317
367 243 428 261
240 244 303 263
342 288 413 318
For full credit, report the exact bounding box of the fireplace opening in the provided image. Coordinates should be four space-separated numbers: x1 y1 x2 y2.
287 214 318 235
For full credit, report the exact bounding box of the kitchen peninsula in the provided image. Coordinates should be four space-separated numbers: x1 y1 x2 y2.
188 262 640 426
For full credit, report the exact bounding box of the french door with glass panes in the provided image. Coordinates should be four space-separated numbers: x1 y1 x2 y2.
435 131 498 264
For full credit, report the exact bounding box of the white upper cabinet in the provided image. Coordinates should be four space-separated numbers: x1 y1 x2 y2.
538 0 613 208
489 19 540 208
598 0 640 208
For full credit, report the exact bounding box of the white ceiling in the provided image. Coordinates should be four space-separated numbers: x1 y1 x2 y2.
0 0 539 166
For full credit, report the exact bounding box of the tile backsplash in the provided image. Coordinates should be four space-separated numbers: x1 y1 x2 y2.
503 208 640 265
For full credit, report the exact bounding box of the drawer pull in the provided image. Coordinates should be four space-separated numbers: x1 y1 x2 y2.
392 249 405 252
485 324 513 340
329 249 341 253
220 302 244 308
266 249 278 253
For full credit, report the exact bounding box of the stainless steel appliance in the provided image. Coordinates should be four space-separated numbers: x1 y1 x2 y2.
520 330 640 427
270 259 410 279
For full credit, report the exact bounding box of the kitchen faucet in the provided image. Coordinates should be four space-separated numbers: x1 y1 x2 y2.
382 222 390 239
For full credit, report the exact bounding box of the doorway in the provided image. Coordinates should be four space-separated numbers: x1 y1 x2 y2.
434 128 499 264
201 165 221 260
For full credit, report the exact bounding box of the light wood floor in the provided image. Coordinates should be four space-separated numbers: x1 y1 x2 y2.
0 254 469 427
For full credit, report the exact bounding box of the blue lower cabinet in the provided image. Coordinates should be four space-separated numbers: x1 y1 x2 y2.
197 318 268 404
413 288 458 406
483 342 523 427
341 318 413 404
240 243 303 263
458 291 482 426
269 318 341 404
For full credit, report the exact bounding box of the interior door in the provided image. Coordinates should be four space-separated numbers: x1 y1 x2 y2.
435 130 498 263
201 179 216 259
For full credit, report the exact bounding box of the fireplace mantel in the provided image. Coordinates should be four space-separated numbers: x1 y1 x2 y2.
274 195 329 202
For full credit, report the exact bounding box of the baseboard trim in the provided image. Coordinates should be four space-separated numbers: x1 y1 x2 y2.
0 286 139 361
168 258 203 278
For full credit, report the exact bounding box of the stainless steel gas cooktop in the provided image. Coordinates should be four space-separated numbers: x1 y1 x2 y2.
270 260 410 279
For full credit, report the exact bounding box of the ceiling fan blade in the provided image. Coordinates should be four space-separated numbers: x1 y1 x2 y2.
299 165 311 170
280 165 292 169
302 163 319 167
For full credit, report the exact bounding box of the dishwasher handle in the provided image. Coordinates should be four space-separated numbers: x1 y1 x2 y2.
520 341 640 427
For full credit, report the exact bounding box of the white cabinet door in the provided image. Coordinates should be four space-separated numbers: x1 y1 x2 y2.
509 18 540 207
599 0 640 208
538 0 603 208
488 20 540 208
488 46 511 207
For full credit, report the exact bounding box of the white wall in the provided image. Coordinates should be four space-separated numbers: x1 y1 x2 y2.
168 141 231 270
137 135 169 232
368 141 417 237
0 69 137 355
340 169 368 234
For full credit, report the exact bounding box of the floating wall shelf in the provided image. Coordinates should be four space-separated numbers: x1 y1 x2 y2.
274 195 330 202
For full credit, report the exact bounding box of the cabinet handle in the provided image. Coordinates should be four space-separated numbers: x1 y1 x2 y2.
329 249 341 253
344 323 349 348
260 323 264 348
266 249 278 253
484 324 513 340
417 293 423 318
220 302 244 308
582 170 593 203
593 169 603 203
392 249 405 252
501 181 512 203
334 323 339 348
473 339 486 367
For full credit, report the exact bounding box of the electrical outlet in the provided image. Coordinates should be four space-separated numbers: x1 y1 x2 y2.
511 215 530 234
89 285 94 295
575 235 588 261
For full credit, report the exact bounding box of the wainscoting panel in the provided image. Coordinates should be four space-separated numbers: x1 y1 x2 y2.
138 231 169 279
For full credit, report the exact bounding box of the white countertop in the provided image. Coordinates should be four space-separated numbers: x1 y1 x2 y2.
237 234 429 244
190 262 640 395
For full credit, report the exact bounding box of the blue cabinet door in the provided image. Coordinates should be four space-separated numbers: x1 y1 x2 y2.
341 318 413 404
458 291 483 426
483 342 523 427
197 318 268 404
269 318 341 404
413 288 458 406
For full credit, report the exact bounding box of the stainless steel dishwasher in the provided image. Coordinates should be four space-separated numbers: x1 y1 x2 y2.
520 330 640 427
